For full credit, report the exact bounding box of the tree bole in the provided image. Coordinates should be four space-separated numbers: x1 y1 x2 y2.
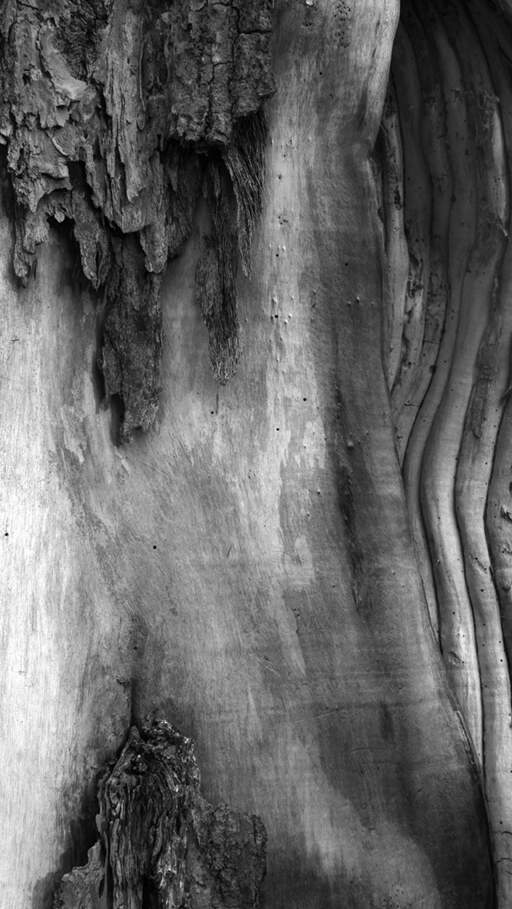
2 1 510 907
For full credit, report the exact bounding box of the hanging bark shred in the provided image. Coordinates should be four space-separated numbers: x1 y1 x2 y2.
54 718 267 908
0 0 274 439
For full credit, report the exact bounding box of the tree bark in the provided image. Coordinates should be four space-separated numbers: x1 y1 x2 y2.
1 0 510 907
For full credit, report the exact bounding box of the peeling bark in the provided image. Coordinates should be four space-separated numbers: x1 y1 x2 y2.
0 0 273 438
54 719 266 909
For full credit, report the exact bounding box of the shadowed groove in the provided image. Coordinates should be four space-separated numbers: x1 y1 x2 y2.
399 1 453 638
389 22 431 462
394 0 483 763
378 78 409 394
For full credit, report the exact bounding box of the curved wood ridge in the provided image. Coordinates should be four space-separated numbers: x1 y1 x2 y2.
381 1 512 902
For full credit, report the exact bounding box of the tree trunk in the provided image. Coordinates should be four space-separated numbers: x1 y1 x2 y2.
2 0 511 906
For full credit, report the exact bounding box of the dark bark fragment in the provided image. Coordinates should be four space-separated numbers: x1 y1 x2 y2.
0 0 274 438
54 718 266 909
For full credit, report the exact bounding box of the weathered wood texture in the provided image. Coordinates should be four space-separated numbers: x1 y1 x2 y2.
379 2 512 903
0 1 500 907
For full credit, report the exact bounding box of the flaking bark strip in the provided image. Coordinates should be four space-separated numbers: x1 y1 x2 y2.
0 1 274 439
54 718 267 908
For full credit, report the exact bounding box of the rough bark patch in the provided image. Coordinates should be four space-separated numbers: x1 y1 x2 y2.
0 1 274 438
54 718 266 908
